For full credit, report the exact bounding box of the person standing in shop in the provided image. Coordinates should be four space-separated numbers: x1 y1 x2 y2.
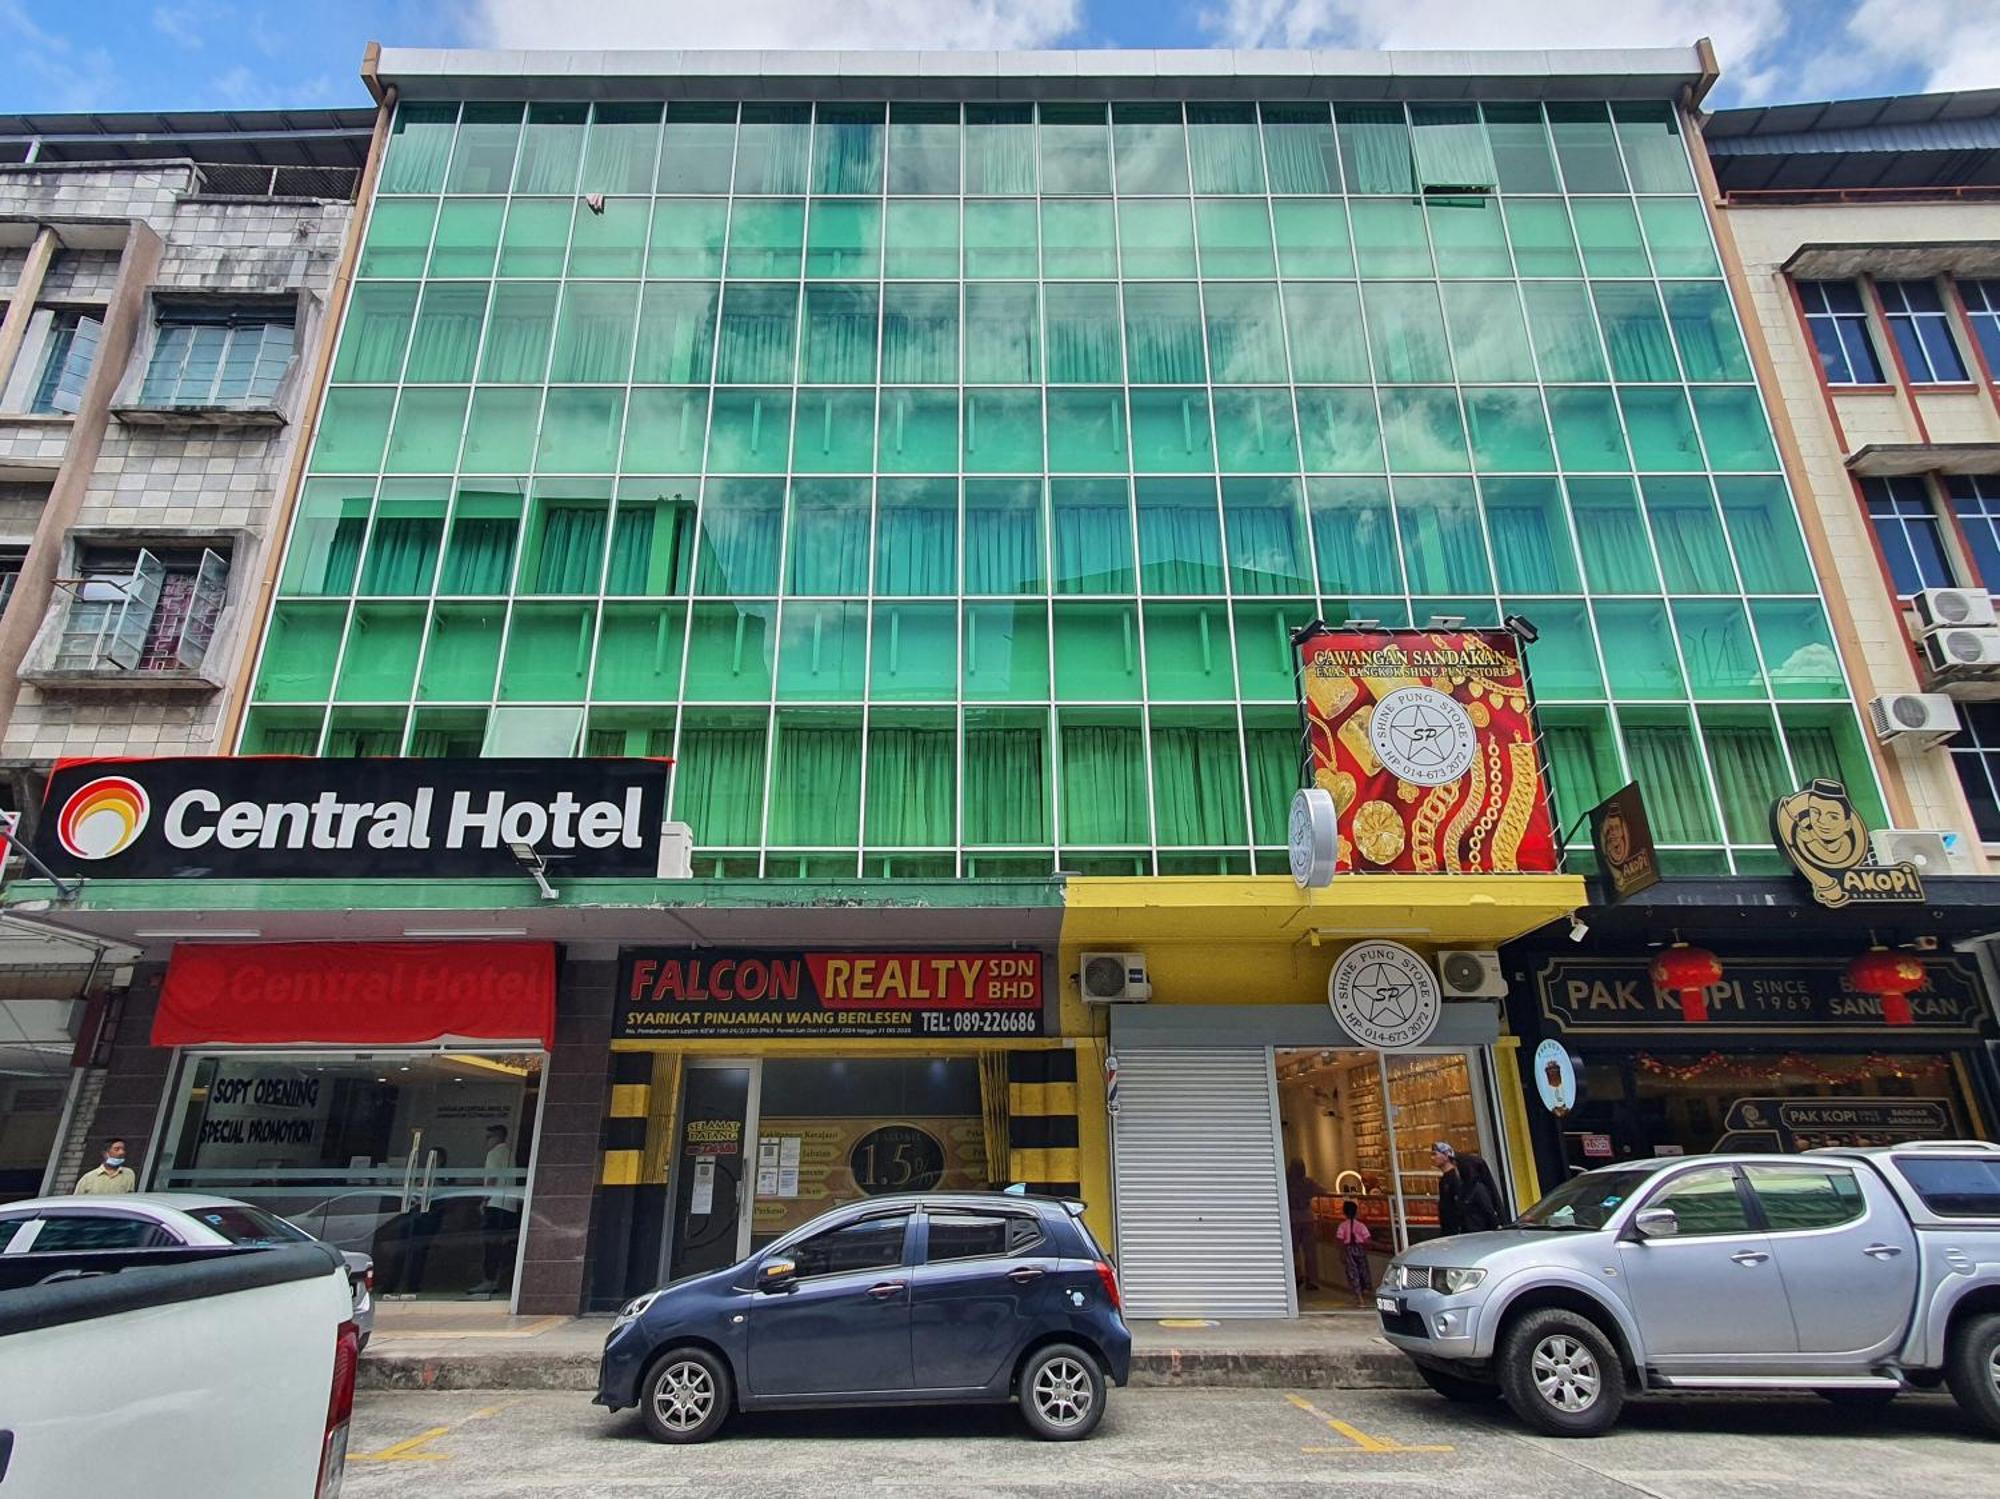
469 1124 519 1296
1434 1140 1503 1237
1335 1199 1374 1309
1286 1158 1327 1291
74 1139 136 1194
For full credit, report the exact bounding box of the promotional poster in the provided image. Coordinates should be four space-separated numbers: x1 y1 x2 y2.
1296 627 1558 874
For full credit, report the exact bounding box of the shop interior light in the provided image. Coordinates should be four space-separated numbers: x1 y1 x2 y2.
132 928 263 939
401 927 532 938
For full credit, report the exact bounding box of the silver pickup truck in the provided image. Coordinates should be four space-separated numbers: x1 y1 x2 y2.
1376 1141 2000 1437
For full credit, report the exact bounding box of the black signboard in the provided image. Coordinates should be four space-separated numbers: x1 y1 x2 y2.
1588 782 1660 902
35 757 669 880
1714 1097 1959 1152
617 949 1046 1039
1536 955 1991 1035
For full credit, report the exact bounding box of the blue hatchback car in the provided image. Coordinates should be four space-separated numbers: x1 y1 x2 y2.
596 1191 1131 1443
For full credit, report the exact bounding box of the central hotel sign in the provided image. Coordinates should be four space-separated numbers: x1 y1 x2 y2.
617 950 1046 1038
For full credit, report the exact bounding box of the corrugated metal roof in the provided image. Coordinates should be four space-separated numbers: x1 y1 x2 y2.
1706 87 2000 192
0 108 374 170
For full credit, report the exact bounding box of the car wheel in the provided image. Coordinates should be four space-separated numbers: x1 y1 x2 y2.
1416 1362 1502 1403
640 1347 732 1445
1019 1343 1106 1441
1497 1309 1625 1438
1945 1312 2000 1438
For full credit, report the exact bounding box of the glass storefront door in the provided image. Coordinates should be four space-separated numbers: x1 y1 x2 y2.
157 1049 542 1299
665 1061 758 1282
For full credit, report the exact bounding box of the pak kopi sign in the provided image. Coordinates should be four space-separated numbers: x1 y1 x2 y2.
1297 626 1557 873
35 757 670 879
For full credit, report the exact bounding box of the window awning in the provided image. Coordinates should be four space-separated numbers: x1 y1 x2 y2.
155 941 556 1049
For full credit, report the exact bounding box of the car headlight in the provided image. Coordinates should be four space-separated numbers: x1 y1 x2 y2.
1434 1267 1487 1295
611 1290 661 1331
1380 1263 1407 1292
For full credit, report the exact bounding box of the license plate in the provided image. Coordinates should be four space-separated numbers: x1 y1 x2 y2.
1376 1295 1401 1315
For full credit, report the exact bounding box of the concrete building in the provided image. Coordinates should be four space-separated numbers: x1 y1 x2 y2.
0 108 372 1199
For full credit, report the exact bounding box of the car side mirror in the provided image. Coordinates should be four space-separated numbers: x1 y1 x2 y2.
757 1257 797 1292
1631 1207 1679 1240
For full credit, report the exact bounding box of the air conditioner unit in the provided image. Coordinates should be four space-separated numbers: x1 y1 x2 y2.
1867 692 1961 748
1921 626 2000 677
1915 588 1997 630
1870 827 1972 875
1079 951 1151 1004
1437 948 1506 1000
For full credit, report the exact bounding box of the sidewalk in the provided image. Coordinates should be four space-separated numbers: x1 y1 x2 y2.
358 1303 1417 1393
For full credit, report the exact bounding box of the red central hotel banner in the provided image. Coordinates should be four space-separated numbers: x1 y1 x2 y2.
1297 627 1557 874
618 950 1045 1039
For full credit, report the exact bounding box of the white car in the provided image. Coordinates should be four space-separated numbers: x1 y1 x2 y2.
0 1191 374 1346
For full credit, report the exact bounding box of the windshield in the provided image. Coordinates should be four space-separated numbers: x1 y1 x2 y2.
187 1205 311 1247
1516 1169 1658 1231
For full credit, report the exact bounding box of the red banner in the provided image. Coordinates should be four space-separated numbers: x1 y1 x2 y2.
1298 628 1557 874
155 942 556 1048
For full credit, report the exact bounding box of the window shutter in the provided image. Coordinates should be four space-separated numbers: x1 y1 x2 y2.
49 314 103 414
103 549 165 669
174 549 231 669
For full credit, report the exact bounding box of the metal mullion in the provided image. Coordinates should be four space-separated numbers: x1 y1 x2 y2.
1104 143 1159 874
1548 168 1732 860
1488 149 1635 813
1341 186 1417 626
955 102 970 876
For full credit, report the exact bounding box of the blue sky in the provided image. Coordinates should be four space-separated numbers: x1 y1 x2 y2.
5 1 1990 116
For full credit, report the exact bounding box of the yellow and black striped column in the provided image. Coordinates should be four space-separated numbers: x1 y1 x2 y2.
599 1050 654 1186
1007 1047 1081 1197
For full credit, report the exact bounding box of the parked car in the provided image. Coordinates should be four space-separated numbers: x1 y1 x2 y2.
0 1239 358 1499
596 1192 1130 1443
0 1191 374 1347
1376 1142 2000 1437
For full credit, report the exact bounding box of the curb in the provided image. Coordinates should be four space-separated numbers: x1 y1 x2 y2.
357 1348 1421 1394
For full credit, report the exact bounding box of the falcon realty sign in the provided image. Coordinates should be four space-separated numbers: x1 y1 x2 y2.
35 757 669 880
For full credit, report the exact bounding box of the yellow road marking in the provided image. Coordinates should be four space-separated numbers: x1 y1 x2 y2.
348 1426 451 1463
1286 1393 1453 1454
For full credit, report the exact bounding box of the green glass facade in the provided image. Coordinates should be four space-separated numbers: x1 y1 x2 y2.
247 95 1879 878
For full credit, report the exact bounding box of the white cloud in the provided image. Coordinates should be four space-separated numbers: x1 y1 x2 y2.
459 0 1084 51
1199 0 1794 101
1835 0 2000 94
0 0 121 112
152 4 208 49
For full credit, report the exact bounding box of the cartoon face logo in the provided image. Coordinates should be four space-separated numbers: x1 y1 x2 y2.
1771 779 1867 907
1600 809 1631 866
56 776 150 860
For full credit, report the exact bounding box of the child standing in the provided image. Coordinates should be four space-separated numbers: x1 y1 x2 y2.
1335 1199 1373 1308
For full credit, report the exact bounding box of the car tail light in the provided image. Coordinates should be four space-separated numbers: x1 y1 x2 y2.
363 1266 375 1292
315 1319 360 1499
1094 1261 1122 1312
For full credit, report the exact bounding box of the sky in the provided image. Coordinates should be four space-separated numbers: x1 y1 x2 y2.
5 0 1996 117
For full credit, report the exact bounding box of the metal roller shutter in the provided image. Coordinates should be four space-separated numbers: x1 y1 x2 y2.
1112 1048 1293 1320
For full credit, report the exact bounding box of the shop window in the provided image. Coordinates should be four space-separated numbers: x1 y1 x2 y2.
30 309 103 414
52 544 228 674
139 302 296 409
1879 279 1969 383
1945 474 2000 591
1643 1166 1752 1236
1862 476 1954 595
1742 1165 1864 1232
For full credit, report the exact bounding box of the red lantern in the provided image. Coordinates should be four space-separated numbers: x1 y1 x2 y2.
1846 946 1925 1027
1651 943 1723 1024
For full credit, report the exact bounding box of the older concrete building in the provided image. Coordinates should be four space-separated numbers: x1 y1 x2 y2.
0 109 373 1199
1701 90 2000 859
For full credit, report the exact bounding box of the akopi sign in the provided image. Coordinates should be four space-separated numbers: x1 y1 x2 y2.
34 756 669 880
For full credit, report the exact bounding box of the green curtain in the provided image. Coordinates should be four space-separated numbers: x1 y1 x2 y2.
735 107 811 193
965 105 1036 193
309 515 367 596
1337 104 1414 193
1052 488 1135 592
1124 287 1206 383
481 284 557 382
814 113 883 194
1644 481 1735 592
876 490 956 594
326 728 402 758
441 510 518 593
1309 482 1400 592
1204 285 1287 383
338 285 416 381
381 103 455 193
256 726 322 755
788 487 870 593
1262 105 1337 193
674 727 766 844
1188 105 1264 193
697 485 783 594
1721 479 1812 592
1137 490 1223 592
802 286 878 384
1664 282 1750 381
966 285 1040 383
534 505 607 592
716 286 798 384
1045 299 1122 384
1245 726 1298 844
605 507 657 593
1396 481 1489 593
965 486 1044 593
1224 486 1309 594
1152 726 1247 845
1705 721 1788 843
412 727 485 757
865 727 953 845
769 726 862 844
581 106 661 194
1522 283 1608 382
1782 724 1843 785
1410 105 1496 189
1061 724 1147 843
964 726 1050 843
882 288 959 383
1624 723 1719 843
1593 284 1679 381
1568 480 1658 592
1486 490 1568 592
405 286 485 383
635 284 718 384
1542 723 1613 836
359 516 441 594
513 105 586 193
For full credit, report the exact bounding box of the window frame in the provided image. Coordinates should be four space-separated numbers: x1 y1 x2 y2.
1877 278 1971 385
1795 279 1884 387
1740 1163 1868 1235
1860 475 1957 597
30 307 105 414
1634 1163 1759 1238
774 1209 915 1282
1961 278 2000 377
1948 702 2000 845
53 542 233 674
138 301 299 411
920 1207 1045 1265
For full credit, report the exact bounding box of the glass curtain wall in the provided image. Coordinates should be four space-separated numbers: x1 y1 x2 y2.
251 95 1872 878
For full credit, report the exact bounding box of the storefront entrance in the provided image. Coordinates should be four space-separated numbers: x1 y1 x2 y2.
663 1055 997 1284
157 1049 543 1299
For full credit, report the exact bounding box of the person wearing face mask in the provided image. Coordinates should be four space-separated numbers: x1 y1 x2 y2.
75 1138 137 1194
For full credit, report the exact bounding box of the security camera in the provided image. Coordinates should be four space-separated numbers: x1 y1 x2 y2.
1567 913 1589 943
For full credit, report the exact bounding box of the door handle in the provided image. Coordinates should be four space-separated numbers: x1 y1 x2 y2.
1007 1266 1046 1283
1864 1244 1904 1259
1730 1251 1769 1265
866 1281 905 1301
